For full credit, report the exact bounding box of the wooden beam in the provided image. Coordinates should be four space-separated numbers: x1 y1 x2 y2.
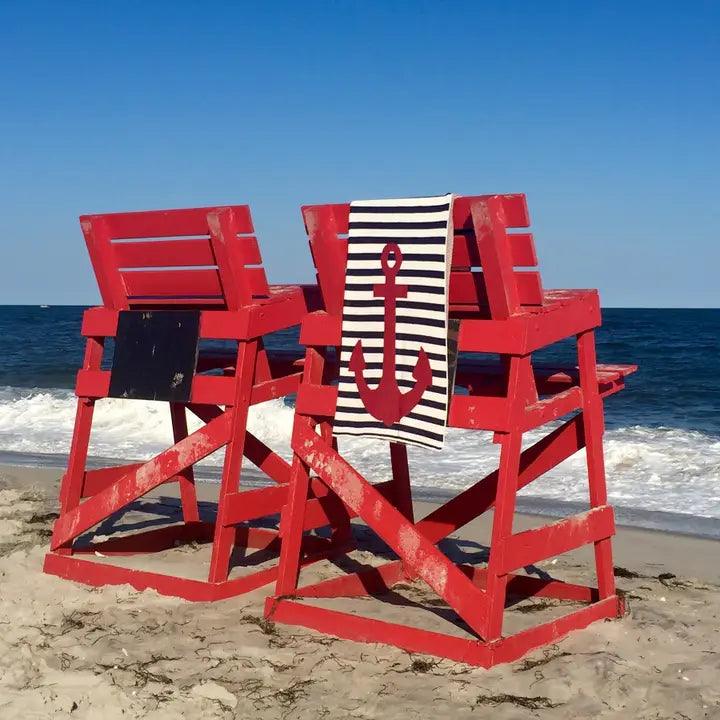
499 506 615 574
295 424 490 640
51 411 231 549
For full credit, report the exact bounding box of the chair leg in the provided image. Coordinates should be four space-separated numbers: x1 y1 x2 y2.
55 397 95 554
326 433 353 544
275 447 314 596
275 347 327 596
577 330 616 599
170 403 200 524
55 337 104 554
390 442 414 523
483 429 523 640
208 339 258 584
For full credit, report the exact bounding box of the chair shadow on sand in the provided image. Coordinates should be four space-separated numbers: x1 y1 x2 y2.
75 494 553 634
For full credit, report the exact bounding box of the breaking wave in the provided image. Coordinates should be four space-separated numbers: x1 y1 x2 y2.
0 386 718 520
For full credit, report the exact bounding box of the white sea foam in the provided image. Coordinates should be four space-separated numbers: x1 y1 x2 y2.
0 386 718 519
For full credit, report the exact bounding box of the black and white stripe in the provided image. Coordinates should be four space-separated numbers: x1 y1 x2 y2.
334 195 453 450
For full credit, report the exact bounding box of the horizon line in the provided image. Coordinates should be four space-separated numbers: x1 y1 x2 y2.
0 303 717 311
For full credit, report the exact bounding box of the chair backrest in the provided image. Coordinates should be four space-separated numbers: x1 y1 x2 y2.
301 194 543 321
80 206 270 311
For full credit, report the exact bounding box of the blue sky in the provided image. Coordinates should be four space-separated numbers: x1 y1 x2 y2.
0 1 717 306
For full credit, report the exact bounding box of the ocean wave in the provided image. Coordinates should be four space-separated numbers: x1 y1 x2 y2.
0 386 717 519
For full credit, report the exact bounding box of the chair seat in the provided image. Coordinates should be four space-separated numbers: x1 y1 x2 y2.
450 288 597 319
456 358 637 394
260 283 321 307
450 361 636 432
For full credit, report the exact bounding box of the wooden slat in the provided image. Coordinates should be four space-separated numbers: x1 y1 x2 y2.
113 238 216 268
81 307 118 337
314 236 347 315
81 464 144 497
452 198 473 230
228 236 262 267
221 483 352 531
295 384 338 417
302 205 349 315
500 506 615 574
246 287 307 338
299 311 342 346
266 598 493 667
448 395 512 431
200 309 251 339
449 271 543 307
71 521 216 555
221 485 287 525
472 195 520 318
450 235 481 267
121 268 223 299
302 204 349 235
250 374 301 405
460 564 598 603
522 387 583 430
81 216 128 309
93 206 253 239
125 297 226 307
329 204 350 234
244 267 270 297
190 375 236 405
452 233 538 268
457 292 601 354
508 233 538 266
75 369 110 398
114 236 265 270
515 271 543 304
208 207 253 310
499 194 529 228
75 370 236 405
453 194 529 230
491 596 622 667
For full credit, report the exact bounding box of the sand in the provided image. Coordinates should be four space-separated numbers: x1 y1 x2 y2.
1 463 719 719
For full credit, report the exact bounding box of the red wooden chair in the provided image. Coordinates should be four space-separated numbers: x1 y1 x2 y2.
265 194 637 666
44 205 350 600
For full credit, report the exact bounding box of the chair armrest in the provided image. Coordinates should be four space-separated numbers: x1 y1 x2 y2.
458 290 601 355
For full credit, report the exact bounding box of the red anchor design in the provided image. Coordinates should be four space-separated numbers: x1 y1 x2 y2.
349 243 432 426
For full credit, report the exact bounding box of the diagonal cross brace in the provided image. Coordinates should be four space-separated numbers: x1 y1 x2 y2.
417 414 585 544
51 411 232 549
295 423 490 640
188 403 291 484
287 404 593 611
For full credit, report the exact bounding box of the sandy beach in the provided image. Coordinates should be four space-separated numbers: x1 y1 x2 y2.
1 463 719 719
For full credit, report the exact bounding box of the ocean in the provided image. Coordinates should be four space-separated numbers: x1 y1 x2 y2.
0 306 718 537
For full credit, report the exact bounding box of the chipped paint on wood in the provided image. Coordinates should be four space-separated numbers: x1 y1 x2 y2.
48 204 321 601
267 193 634 666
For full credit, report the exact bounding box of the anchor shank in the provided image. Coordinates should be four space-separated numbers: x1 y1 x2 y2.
373 277 407 397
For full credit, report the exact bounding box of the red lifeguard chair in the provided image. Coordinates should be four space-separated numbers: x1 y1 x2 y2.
265 194 637 666
44 205 350 600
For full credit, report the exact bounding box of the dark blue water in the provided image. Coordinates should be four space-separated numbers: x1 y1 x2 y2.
1 305 717 434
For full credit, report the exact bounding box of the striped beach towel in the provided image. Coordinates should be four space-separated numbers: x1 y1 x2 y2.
334 194 454 450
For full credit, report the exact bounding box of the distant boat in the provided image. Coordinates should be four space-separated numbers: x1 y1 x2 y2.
40 305 49 309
